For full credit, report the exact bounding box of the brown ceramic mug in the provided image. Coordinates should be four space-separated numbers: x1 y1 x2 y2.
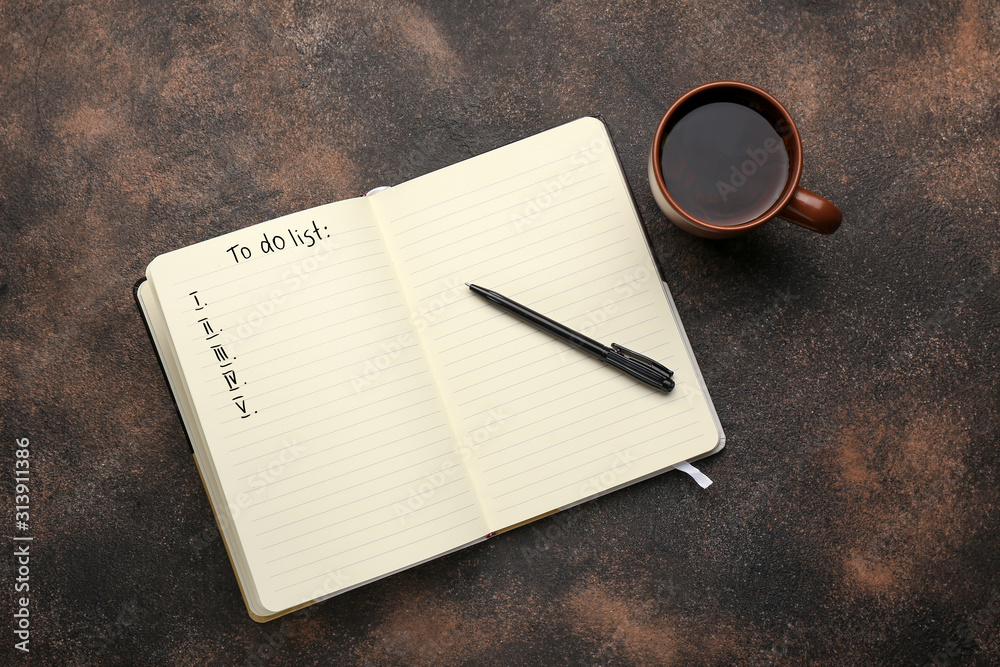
648 81 841 239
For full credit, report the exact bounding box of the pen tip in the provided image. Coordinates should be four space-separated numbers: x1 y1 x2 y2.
465 282 471 287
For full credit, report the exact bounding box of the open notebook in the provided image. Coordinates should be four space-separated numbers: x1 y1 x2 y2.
136 117 724 621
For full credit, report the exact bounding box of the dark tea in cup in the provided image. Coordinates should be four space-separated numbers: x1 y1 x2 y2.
648 81 841 238
659 102 790 226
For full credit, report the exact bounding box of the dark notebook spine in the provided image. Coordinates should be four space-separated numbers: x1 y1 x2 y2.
133 277 196 454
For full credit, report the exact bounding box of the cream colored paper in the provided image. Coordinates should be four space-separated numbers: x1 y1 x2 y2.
145 198 487 616
369 117 719 530
143 117 722 618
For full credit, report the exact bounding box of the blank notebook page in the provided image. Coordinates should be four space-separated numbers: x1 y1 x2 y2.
146 197 487 614
371 117 720 530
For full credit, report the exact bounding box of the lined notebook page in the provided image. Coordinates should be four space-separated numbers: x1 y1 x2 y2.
370 117 720 530
146 198 487 614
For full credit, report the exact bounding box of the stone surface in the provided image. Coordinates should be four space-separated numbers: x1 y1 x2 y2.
1 0 998 664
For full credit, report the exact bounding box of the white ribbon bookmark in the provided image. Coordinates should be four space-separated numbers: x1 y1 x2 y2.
675 461 713 489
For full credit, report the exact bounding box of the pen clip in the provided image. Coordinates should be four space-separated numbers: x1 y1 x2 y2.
611 343 674 377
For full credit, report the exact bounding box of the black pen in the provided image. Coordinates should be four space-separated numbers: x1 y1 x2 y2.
467 283 675 392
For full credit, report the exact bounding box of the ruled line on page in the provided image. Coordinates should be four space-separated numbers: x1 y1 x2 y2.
198 311 403 379
212 352 419 415
209 354 421 400
247 428 449 493
456 322 673 428
484 380 633 448
223 302 404 363
398 166 605 250
272 518 482 592
478 384 644 459
434 254 638 345
386 147 598 231
238 423 450 482
177 236 383 304
496 433 705 514
234 410 446 471
489 244 633 294
186 261 392 328
410 219 622 297
490 418 699 493
209 331 417 406
236 423 446 478
445 296 656 389
257 479 468 541
454 328 667 431
399 177 608 254
169 220 377 287
250 442 455 526
219 375 431 429
429 265 645 353
270 505 478 578
227 391 438 447
201 309 407 383
424 239 635 319
458 330 674 428
448 304 648 393
193 293 401 350
405 207 620 287
264 491 474 563
236 315 409 373
460 365 606 422
446 297 653 386
251 444 460 533
455 355 590 408
195 289 403 368
423 251 631 334
477 390 678 461
253 449 456 513
411 215 621 285
224 367 427 417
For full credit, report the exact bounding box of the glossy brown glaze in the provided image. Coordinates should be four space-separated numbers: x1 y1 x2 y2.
650 81 841 238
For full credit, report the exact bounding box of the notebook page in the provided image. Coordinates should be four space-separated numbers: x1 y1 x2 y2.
370 118 720 530
146 198 487 614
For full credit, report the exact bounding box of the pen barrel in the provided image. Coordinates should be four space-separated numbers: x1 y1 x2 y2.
469 284 674 393
472 286 607 357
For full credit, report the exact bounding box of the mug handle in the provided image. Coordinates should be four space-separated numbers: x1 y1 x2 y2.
778 187 842 234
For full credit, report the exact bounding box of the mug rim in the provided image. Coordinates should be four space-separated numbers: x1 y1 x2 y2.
650 80 804 233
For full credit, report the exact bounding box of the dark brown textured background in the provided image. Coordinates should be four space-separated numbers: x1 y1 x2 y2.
2 0 999 664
